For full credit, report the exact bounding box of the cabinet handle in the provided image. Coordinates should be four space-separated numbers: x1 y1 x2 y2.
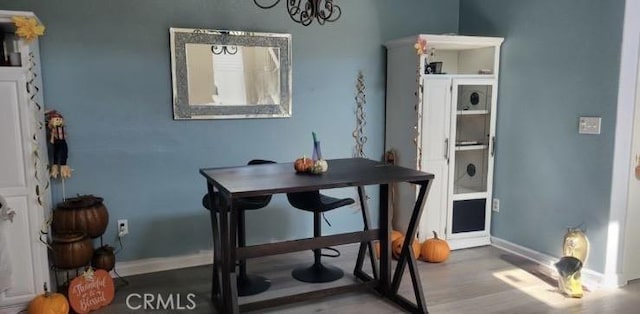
444 138 449 163
491 136 496 157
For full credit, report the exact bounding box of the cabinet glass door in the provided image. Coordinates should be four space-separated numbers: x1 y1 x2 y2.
453 84 492 196
448 80 495 236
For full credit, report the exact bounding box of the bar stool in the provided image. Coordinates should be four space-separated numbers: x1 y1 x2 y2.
202 159 275 296
286 191 355 283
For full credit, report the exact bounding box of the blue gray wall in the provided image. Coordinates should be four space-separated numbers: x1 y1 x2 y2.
460 0 625 272
0 0 460 261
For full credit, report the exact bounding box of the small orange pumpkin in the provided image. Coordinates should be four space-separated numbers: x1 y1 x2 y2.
374 230 403 259
28 283 69 314
392 235 421 259
420 231 450 263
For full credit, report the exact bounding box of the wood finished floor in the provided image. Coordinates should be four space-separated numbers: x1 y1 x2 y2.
94 245 640 313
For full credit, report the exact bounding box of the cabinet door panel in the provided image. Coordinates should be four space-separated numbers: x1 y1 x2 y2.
1 196 36 300
419 78 451 240
0 80 27 190
421 78 451 162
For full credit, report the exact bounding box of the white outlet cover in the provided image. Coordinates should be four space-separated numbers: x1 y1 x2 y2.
579 117 601 134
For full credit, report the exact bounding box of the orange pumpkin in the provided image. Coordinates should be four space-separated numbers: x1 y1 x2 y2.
392 235 421 259
28 283 69 314
420 231 450 263
374 230 403 259
294 156 314 173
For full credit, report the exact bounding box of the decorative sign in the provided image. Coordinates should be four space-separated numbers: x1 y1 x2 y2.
68 268 115 313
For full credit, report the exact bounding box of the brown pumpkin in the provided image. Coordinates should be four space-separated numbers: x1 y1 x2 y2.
374 230 403 259
392 235 421 259
28 283 69 314
420 231 450 263
52 195 109 238
294 156 314 173
50 232 94 269
92 245 116 271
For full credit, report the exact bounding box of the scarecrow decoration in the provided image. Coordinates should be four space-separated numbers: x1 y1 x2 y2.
46 110 72 179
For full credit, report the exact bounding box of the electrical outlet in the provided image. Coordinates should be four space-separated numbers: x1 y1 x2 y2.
117 219 129 237
492 199 500 212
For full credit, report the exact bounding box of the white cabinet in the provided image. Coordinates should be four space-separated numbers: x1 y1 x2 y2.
0 11 51 313
384 34 503 249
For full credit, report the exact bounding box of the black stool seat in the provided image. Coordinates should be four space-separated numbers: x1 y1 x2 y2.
287 191 355 283
203 159 275 296
288 192 355 212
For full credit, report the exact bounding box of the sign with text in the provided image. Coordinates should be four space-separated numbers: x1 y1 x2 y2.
68 269 115 313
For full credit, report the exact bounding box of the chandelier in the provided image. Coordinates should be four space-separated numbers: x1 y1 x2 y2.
253 0 342 26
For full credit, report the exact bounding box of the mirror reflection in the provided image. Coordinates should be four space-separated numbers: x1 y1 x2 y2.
186 44 281 107
170 28 292 120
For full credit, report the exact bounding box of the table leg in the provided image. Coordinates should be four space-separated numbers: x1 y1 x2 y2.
390 180 432 313
354 186 378 281
206 183 221 307
378 184 391 295
219 196 239 314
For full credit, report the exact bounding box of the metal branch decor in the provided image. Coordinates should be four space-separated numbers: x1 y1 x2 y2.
253 0 342 26
353 71 367 158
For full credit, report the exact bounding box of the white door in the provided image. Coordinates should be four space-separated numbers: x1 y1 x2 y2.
0 72 47 308
418 77 451 241
446 78 497 243
623 52 640 281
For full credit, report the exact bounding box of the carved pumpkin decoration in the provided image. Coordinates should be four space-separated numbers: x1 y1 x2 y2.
392 235 421 259
420 231 450 263
92 245 116 271
68 269 115 314
52 195 109 238
50 232 93 269
374 230 403 259
563 228 589 264
27 283 69 314
294 156 314 173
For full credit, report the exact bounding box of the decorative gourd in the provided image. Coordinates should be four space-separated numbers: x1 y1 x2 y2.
311 159 328 174
392 235 421 259
294 156 314 173
52 195 109 238
374 230 403 259
28 283 69 314
420 231 450 263
563 228 589 264
92 245 116 271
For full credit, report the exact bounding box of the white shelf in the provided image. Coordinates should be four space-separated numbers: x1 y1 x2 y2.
455 144 488 151
452 191 487 201
457 109 489 115
423 74 496 80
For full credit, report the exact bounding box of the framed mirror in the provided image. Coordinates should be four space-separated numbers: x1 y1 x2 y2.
170 28 292 119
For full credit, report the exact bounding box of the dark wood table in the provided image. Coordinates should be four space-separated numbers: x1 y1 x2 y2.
200 158 434 313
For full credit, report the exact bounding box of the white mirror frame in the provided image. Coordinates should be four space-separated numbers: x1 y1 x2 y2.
170 28 292 120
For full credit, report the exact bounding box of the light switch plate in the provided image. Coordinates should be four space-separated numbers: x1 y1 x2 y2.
579 117 601 134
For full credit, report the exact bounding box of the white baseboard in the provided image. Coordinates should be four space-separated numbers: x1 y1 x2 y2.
113 250 213 278
448 236 491 250
490 236 624 290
